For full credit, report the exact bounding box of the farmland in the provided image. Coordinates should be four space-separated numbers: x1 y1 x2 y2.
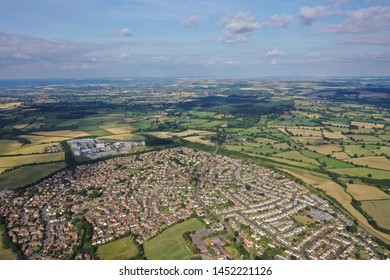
361 200 390 230
0 153 64 169
144 219 205 260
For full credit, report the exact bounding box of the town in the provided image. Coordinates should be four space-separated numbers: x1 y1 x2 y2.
0 147 386 260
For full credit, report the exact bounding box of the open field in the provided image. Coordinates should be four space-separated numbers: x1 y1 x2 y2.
293 136 324 145
333 152 350 160
0 162 67 189
332 167 390 179
287 128 322 137
31 130 90 138
351 121 385 129
361 200 390 230
306 144 343 155
350 135 383 142
172 130 215 137
0 153 64 169
346 184 390 201
323 131 348 140
274 151 319 165
0 142 60 156
0 228 17 260
292 214 316 225
100 125 135 135
100 133 145 141
21 134 72 144
144 218 205 260
347 156 390 171
282 169 329 185
97 236 139 260
183 136 215 146
0 102 22 109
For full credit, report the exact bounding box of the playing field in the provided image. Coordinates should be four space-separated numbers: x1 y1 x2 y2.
0 228 17 260
97 236 139 260
0 162 67 189
0 153 64 169
144 218 205 260
346 184 390 201
361 200 390 230
347 156 390 171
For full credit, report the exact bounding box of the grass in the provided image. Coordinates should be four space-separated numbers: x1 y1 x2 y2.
183 136 215 146
292 214 316 225
281 168 329 185
0 162 67 189
306 144 343 155
20 135 72 145
361 200 390 230
99 124 135 134
318 157 355 169
144 218 205 260
31 130 90 138
274 151 319 165
224 245 241 260
346 184 390 201
347 156 390 171
0 228 17 260
97 236 139 260
331 167 390 179
287 128 322 137
0 153 65 169
100 133 145 141
0 140 22 154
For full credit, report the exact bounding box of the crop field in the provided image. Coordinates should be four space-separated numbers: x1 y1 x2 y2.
268 157 319 169
351 121 385 129
0 162 67 189
21 135 71 144
0 153 64 169
0 102 22 109
322 131 349 140
144 218 205 260
306 144 343 155
100 125 135 135
332 167 390 179
346 184 390 201
350 135 383 142
100 133 145 141
274 151 319 165
333 152 350 160
282 169 329 185
183 136 215 146
171 130 215 137
318 157 355 169
293 136 324 145
361 200 390 230
31 130 90 138
286 128 322 137
0 228 17 260
347 156 390 171
97 236 139 260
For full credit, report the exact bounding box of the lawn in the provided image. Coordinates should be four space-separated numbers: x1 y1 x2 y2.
97 236 139 260
292 214 316 225
0 228 17 260
144 218 205 260
361 200 390 230
0 162 67 189
0 153 65 169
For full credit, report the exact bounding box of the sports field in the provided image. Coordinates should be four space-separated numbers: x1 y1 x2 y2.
144 219 205 260
97 236 139 260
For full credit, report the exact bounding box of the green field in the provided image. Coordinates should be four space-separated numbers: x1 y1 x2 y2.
0 162 67 189
0 228 17 260
0 152 65 169
331 167 390 179
361 200 390 230
144 218 205 260
97 236 139 260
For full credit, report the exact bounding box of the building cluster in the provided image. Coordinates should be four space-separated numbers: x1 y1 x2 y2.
68 138 145 159
0 147 385 260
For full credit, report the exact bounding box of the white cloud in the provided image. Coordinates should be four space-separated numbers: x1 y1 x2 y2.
224 60 241 65
151 55 170 62
220 12 264 44
120 53 131 61
120 28 132 37
322 6 390 33
182 14 200 28
14 53 31 60
300 6 330 26
265 49 286 58
269 14 293 28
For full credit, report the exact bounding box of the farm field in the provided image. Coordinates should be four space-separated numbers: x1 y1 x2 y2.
0 162 67 189
183 136 215 146
347 156 390 171
361 200 390 230
97 236 139 260
346 184 390 201
144 218 205 260
0 228 17 260
331 167 390 179
20 134 72 145
0 153 64 169
31 130 90 138
281 169 329 185
306 144 343 155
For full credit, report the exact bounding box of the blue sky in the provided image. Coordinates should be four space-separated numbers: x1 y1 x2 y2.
0 0 390 78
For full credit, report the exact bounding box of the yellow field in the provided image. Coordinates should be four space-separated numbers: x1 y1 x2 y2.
183 136 215 146
31 130 90 138
346 184 390 201
172 130 215 137
282 169 328 185
0 153 64 168
307 144 343 155
0 142 60 156
322 122 349 128
333 152 350 160
0 140 22 154
350 135 383 142
13 123 29 129
0 102 22 109
322 131 348 140
255 137 277 144
351 121 384 129
148 132 172 139
316 181 390 241
21 135 71 144
287 128 322 137
101 125 135 135
361 200 390 230
100 133 144 141
347 156 390 171
293 137 324 144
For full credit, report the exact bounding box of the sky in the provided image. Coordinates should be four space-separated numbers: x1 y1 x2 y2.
0 0 390 78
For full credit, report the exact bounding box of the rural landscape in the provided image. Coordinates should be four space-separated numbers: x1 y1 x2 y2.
0 77 389 260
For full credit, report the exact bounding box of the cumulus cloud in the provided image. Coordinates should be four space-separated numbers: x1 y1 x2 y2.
265 49 286 58
322 6 390 33
182 14 200 28
269 14 293 28
120 28 132 37
300 6 330 26
220 12 264 44
334 34 390 46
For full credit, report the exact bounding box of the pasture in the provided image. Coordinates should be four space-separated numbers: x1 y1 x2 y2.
361 200 390 230
144 218 205 260
97 236 139 260
332 167 390 179
31 130 90 138
0 153 64 169
306 144 343 155
347 156 390 171
183 136 215 146
346 184 390 201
